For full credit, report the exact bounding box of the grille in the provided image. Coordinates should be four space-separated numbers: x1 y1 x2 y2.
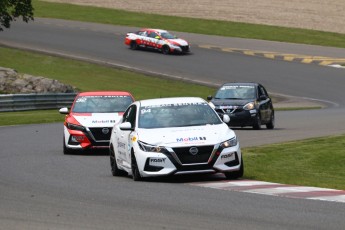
180 46 190 52
172 145 214 164
216 108 243 114
89 127 112 141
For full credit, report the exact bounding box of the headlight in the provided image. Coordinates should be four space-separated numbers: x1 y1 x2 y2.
220 137 237 148
66 122 85 131
138 141 169 153
169 44 180 49
243 102 255 110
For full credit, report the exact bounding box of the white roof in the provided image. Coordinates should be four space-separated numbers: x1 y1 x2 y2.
138 97 207 107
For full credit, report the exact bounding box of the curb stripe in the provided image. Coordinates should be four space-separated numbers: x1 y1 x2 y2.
198 45 345 67
190 179 345 203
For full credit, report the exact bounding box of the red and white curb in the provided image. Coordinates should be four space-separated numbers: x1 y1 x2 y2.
190 180 345 203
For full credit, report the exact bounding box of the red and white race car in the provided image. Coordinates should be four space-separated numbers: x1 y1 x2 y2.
59 91 134 154
125 28 190 54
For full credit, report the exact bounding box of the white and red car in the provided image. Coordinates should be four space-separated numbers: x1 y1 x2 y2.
109 97 243 181
59 91 134 154
125 28 190 54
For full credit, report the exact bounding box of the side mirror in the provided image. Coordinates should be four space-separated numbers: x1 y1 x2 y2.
223 114 230 123
259 95 268 101
119 122 133 131
59 107 69 114
207 95 213 101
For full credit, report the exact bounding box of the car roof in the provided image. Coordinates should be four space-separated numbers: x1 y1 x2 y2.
141 28 168 34
222 82 259 87
77 91 133 97
138 97 207 107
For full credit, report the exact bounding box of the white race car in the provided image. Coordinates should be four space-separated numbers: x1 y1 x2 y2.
109 97 243 181
59 91 134 154
124 28 190 54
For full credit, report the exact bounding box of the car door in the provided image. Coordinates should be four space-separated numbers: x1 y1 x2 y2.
147 31 160 48
117 105 137 169
257 85 271 122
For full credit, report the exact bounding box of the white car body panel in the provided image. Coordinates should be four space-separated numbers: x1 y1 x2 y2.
110 97 243 180
73 113 122 128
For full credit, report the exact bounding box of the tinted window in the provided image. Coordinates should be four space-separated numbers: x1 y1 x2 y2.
72 95 133 113
160 32 176 39
215 85 256 99
138 102 221 129
123 105 137 127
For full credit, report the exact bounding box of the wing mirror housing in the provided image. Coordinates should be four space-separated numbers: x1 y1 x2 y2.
223 114 230 123
119 122 134 131
259 95 268 101
59 107 69 114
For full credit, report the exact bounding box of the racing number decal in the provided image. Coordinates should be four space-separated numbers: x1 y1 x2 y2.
141 37 162 48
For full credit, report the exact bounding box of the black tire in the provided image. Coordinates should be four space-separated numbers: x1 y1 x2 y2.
110 146 126 177
266 112 275 129
130 40 138 50
224 157 244 180
161 45 170 55
253 115 262 130
131 150 142 181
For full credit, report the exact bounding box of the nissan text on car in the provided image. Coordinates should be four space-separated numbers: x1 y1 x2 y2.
59 91 134 154
208 82 275 130
109 97 243 181
125 28 190 54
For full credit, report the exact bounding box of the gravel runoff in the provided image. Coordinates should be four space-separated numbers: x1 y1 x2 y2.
44 0 345 34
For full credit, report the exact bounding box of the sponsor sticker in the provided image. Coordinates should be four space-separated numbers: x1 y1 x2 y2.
149 158 166 166
220 152 235 162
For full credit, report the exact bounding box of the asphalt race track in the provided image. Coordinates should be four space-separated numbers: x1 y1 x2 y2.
1 18 345 229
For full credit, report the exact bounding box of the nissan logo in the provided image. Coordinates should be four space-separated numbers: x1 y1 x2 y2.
189 147 198 155
102 128 110 134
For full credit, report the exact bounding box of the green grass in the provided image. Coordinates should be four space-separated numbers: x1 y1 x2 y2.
243 135 345 190
0 110 64 126
1 48 344 190
32 0 345 48
0 46 215 101
2 2 345 189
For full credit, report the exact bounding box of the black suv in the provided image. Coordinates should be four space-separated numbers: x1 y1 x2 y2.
208 82 274 130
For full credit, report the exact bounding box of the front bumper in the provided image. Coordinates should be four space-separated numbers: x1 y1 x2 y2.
218 110 257 127
135 143 242 177
64 126 112 150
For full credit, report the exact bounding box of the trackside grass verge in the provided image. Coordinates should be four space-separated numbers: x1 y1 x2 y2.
0 46 215 125
243 134 345 190
33 0 345 48
0 50 344 190
0 110 62 126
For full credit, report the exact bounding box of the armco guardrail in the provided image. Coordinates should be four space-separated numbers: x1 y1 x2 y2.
0 93 77 112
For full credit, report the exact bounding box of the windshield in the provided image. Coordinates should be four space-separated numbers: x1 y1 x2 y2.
72 95 133 113
215 85 256 99
160 32 176 39
139 102 222 129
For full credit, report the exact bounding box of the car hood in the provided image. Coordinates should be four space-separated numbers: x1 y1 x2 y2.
72 113 122 128
137 124 235 147
166 38 189 46
211 99 252 107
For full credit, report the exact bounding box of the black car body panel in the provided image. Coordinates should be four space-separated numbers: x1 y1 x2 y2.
209 82 275 129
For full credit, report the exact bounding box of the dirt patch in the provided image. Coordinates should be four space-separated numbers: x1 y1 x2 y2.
44 0 345 34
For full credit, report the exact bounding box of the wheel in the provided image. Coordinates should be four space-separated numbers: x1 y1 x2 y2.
224 157 244 180
131 150 142 181
253 114 262 130
266 112 275 129
161 45 170 55
109 146 126 176
130 40 138 50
